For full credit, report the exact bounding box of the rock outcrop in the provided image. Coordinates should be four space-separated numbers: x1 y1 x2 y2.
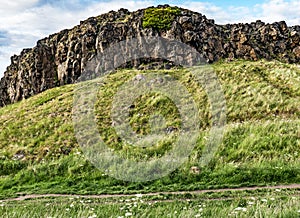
0 5 299 107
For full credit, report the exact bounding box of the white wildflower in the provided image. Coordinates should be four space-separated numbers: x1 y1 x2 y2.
261 199 268 202
135 194 143 198
125 212 132 217
235 207 247 212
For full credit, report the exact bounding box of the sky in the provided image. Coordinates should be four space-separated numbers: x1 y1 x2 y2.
0 0 299 77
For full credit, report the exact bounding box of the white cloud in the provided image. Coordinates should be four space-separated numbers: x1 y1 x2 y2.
0 0 299 77
177 2 231 23
260 0 300 25
0 0 39 14
180 0 300 25
0 0 154 77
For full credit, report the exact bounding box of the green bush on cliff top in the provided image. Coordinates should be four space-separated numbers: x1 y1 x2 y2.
142 7 181 30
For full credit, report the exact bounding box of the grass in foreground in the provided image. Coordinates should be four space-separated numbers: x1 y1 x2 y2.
0 189 299 217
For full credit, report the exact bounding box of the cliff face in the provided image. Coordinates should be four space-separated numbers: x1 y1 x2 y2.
0 5 299 107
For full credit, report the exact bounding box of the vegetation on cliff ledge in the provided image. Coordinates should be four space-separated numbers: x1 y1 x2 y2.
142 6 181 30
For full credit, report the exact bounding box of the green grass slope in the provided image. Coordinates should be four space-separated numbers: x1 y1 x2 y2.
0 60 299 198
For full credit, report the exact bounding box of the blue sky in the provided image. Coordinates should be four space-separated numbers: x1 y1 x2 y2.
0 0 299 77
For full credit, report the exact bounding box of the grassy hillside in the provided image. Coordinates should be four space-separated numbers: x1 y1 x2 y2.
0 60 299 198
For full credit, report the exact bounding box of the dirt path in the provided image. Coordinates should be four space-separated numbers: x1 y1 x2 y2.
2 184 300 202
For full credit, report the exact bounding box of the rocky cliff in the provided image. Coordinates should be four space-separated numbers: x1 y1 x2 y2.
0 5 299 107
